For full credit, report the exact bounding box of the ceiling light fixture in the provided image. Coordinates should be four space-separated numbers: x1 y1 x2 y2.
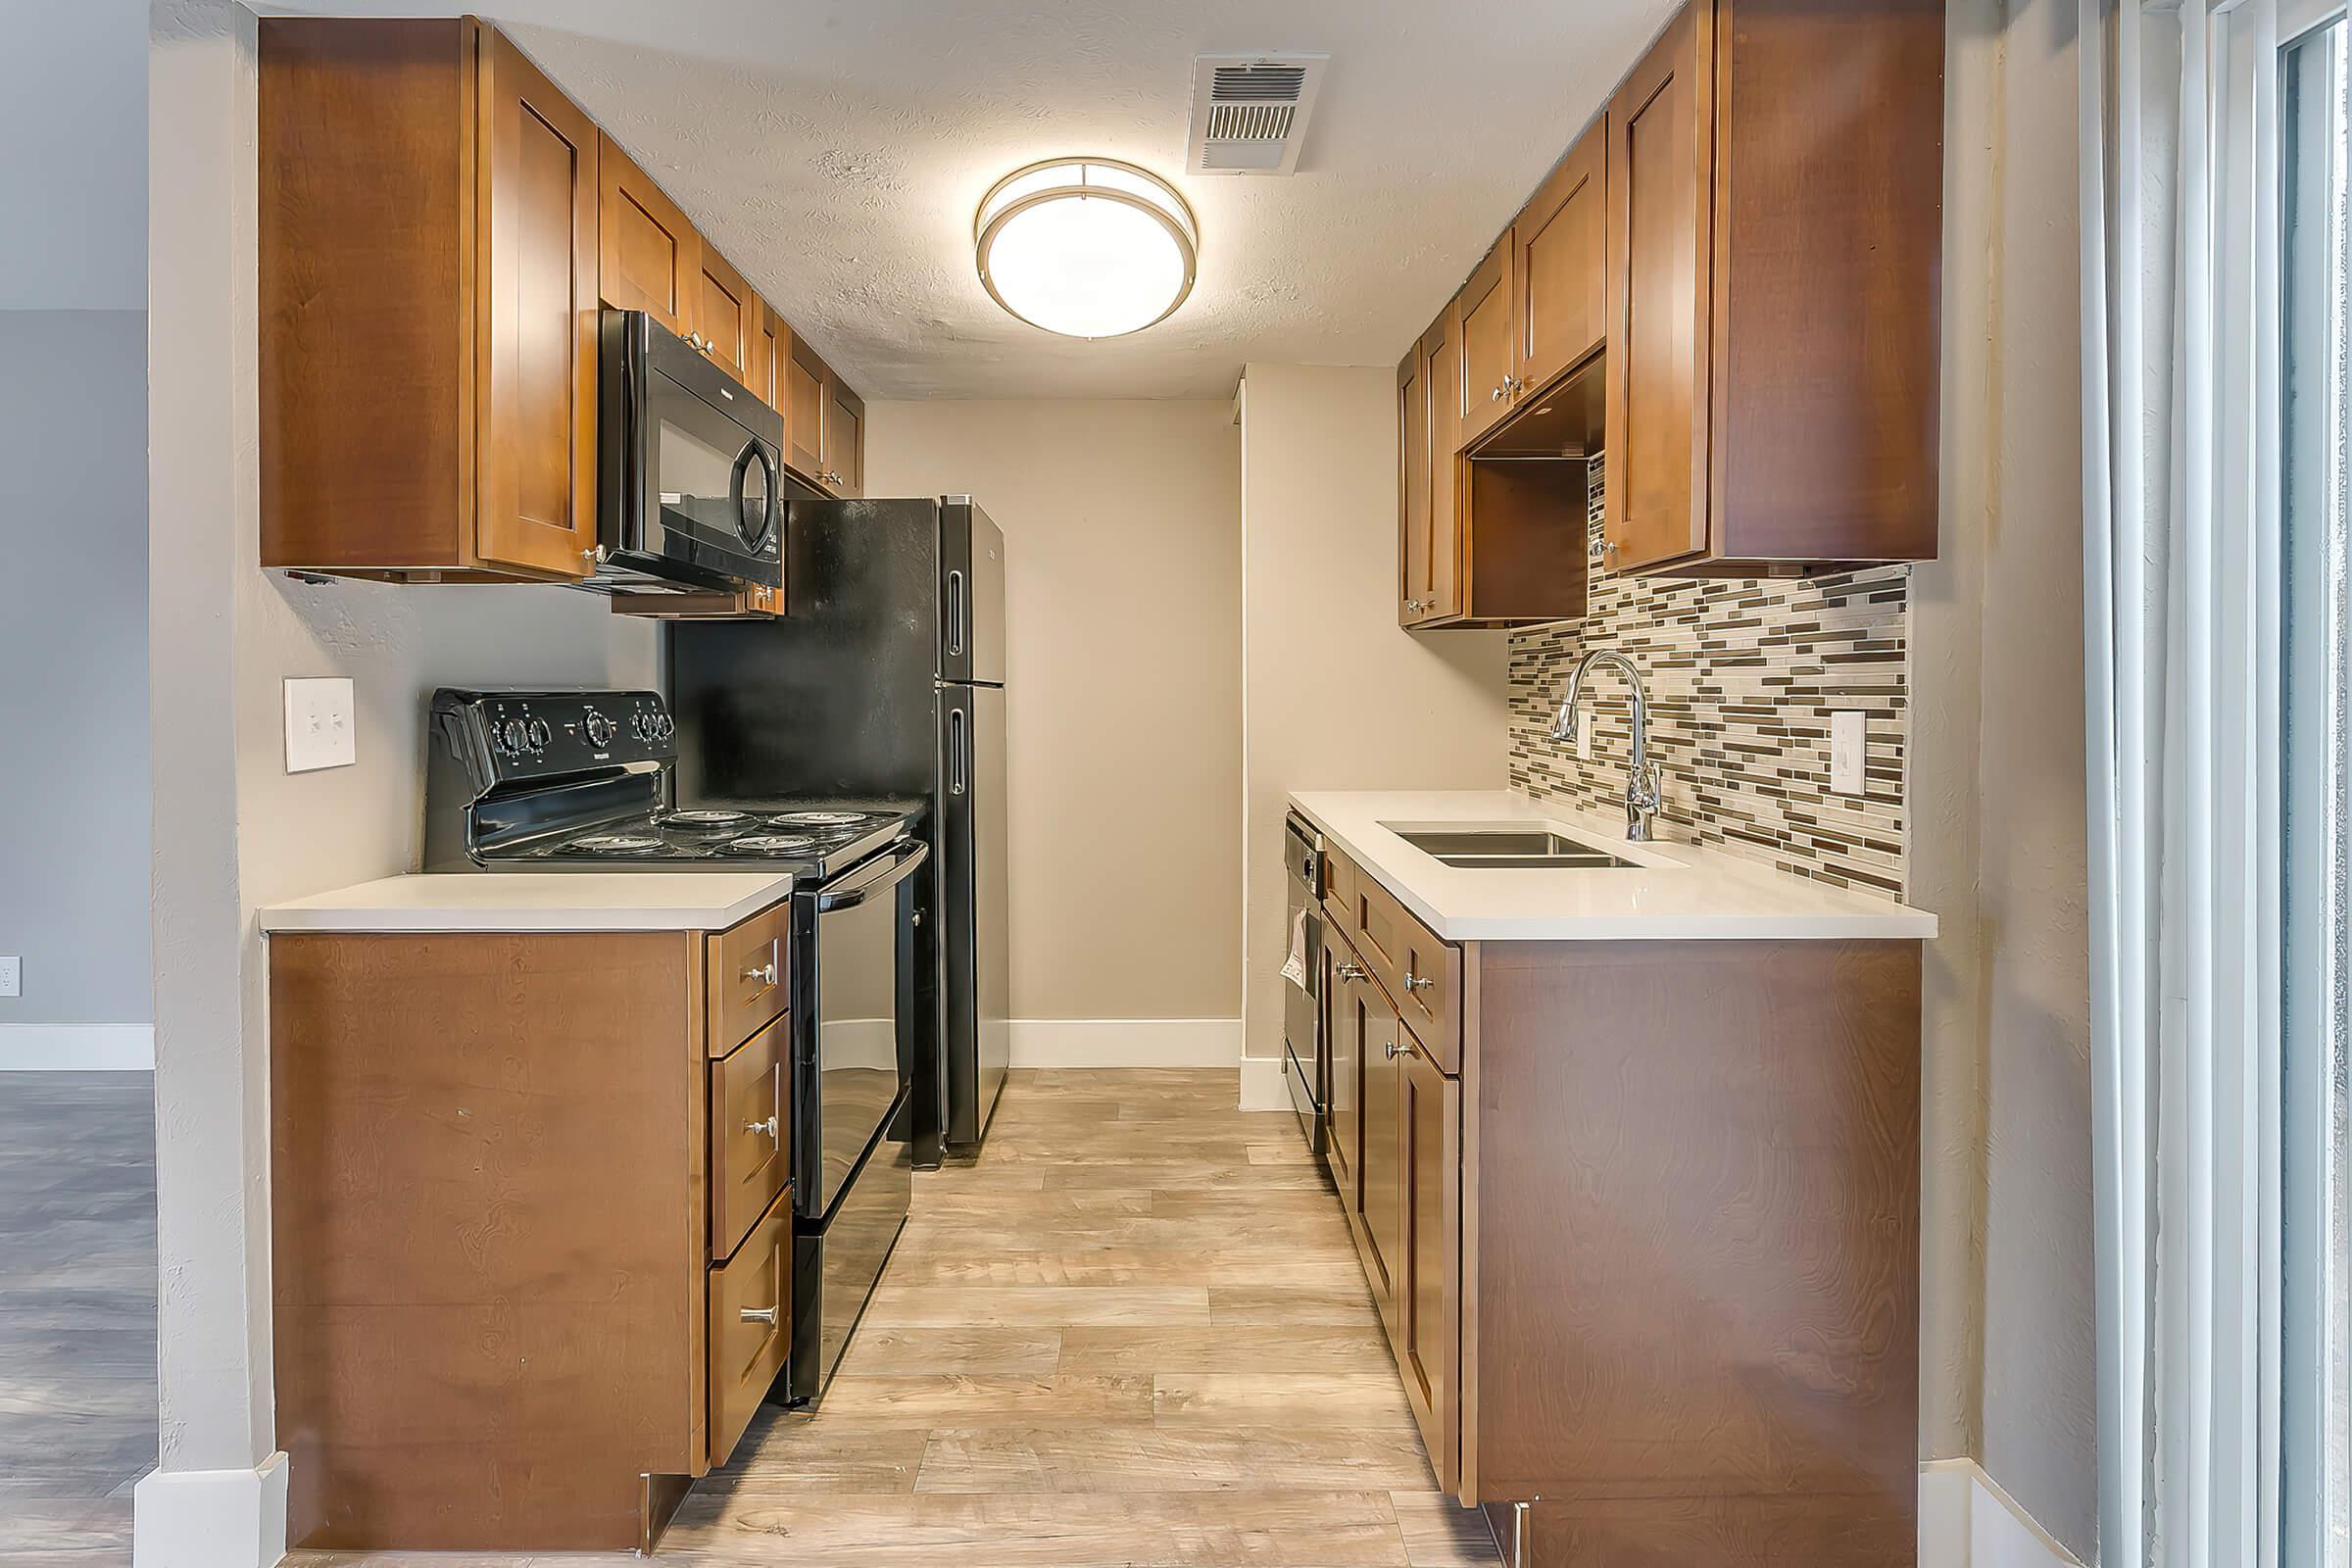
973 159 1199 339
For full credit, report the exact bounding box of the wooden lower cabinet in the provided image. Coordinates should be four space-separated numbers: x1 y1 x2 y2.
267 902 800 1552
1321 885 1922 1566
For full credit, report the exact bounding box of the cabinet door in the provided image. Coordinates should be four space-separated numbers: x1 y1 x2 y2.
1514 120 1606 397
784 334 828 481
697 247 757 383
472 25 599 579
1454 236 1517 446
1397 1037 1460 1491
597 132 701 338
1358 978 1405 1334
750 299 785 412
1326 943 1361 1209
1603 1 1714 572
826 378 865 497
1397 344 1431 625
1422 309 1463 620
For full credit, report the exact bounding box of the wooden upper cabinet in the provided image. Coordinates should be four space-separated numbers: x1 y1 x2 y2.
1396 344 1431 626
597 132 701 339
1603 2 1713 574
827 379 865 498
260 17 598 581
783 334 829 481
695 246 756 384
473 27 600 579
1422 310 1464 621
1513 120 1607 398
1453 238 1516 446
750 299 786 412
1601 0 1944 574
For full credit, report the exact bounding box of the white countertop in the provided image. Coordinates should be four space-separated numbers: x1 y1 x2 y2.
1287 790 1936 943
258 872 795 934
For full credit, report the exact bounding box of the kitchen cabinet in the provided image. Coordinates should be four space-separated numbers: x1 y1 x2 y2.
1452 239 1516 447
783 333 866 497
1511 122 1607 399
751 299 787 412
1396 344 1431 622
1309 835 1921 1564
1600 0 1943 573
266 897 802 1553
260 18 601 582
695 246 758 385
597 132 702 339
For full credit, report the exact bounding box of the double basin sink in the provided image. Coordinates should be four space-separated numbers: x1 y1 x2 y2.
1389 825 1641 871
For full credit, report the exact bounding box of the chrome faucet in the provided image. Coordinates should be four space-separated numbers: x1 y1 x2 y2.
1549 649 1663 842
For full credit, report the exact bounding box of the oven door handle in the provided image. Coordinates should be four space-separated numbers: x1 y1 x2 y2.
814 840 931 913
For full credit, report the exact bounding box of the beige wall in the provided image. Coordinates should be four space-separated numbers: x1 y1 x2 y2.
1911 0 2096 1555
862 400 1243 1025
1237 364 1510 1068
145 0 657 1533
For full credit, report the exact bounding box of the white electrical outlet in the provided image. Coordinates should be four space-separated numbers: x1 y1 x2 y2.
1576 711 1595 761
1830 710 1867 795
0 956 20 999
284 677 357 773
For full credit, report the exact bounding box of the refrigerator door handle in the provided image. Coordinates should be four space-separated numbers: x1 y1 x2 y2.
946 570 966 659
947 706 967 797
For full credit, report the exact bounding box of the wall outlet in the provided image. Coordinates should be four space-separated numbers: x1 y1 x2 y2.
284 677 357 773
1829 710 1867 795
0 956 19 999
1576 711 1595 760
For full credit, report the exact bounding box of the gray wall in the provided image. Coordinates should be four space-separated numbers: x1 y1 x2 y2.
0 312 153 1046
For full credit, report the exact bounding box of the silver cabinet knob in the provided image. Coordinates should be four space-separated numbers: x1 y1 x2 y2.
1337 961 1368 982
1403 598 1425 613
1405 971 1434 992
743 957 777 987
1385 1041 1409 1059
1490 386 1505 402
744 1114 779 1142
739 1305 779 1326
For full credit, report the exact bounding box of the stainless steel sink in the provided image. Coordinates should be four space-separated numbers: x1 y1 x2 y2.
1390 826 1639 870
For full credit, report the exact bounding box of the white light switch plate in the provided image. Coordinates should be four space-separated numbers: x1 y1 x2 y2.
1829 710 1867 795
0 956 18 999
284 677 357 773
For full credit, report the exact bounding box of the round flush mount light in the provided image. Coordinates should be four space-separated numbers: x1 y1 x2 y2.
974 159 1200 339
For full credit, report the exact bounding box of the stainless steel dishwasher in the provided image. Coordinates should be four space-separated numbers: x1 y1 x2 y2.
1281 812 1329 1159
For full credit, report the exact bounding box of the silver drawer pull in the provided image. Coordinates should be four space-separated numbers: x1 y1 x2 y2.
1336 962 1368 981
743 957 777 987
744 1114 779 1142
1405 970 1435 992
1385 1041 1409 1059
739 1305 779 1326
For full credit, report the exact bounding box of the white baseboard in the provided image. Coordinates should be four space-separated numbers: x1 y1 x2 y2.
0 1023 155 1070
1238 1054 1290 1110
1008 1017 1243 1068
133 1452 289 1568
1919 1458 2083 1568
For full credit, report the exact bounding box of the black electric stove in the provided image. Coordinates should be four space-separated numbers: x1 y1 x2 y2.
421 688 926 1408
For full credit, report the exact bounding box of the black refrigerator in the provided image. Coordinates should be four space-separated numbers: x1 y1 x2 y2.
668 496 1011 1155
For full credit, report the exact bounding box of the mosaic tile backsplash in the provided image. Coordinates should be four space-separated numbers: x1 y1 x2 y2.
1506 458 1911 899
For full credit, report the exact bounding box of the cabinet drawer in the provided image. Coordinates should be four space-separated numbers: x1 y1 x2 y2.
707 1187 791 1468
710 1014 791 1262
1350 873 1461 1073
1321 843 1357 932
709 901 790 1055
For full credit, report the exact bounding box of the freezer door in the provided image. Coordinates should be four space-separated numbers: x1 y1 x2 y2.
940 681 1010 1146
940 499 1006 686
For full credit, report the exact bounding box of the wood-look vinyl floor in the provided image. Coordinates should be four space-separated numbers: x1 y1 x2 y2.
0 1072 157 1567
659 1068 1499 1567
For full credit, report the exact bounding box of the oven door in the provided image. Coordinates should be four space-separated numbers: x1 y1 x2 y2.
600 309 785 593
797 839 928 1219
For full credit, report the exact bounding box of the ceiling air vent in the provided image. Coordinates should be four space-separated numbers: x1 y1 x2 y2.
1186 53 1328 175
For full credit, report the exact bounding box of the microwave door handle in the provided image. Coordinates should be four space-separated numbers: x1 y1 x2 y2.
946 570 965 658
814 840 931 913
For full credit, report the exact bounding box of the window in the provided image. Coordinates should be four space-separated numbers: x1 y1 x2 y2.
2283 10 2351 1562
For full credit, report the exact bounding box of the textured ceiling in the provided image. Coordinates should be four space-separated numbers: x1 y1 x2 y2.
258 0 1678 397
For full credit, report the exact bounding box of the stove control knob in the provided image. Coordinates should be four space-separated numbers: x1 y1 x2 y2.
498 718 527 755
526 718 552 751
584 710 616 747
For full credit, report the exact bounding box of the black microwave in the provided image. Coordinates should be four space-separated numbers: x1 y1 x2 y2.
596 309 784 596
